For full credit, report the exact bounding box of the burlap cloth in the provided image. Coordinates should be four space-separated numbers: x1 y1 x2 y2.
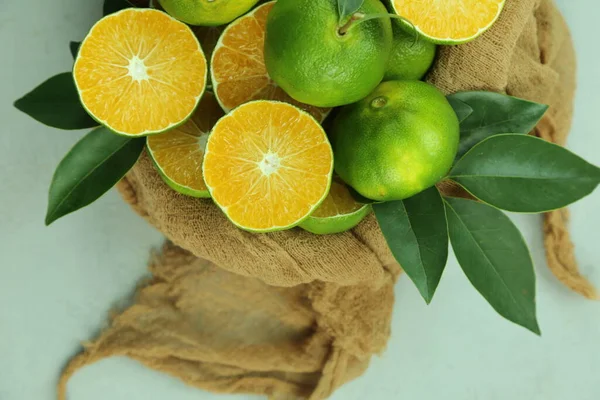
58 1 596 399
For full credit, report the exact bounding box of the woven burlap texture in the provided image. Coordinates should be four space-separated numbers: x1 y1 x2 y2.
99 0 591 294
59 1 595 400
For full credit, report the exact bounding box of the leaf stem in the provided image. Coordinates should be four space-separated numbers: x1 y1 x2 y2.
338 13 365 36
338 12 419 45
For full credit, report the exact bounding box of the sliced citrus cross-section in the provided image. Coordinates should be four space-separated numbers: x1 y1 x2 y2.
147 92 224 198
211 1 329 122
74 8 207 136
300 180 372 235
391 0 506 44
203 101 334 232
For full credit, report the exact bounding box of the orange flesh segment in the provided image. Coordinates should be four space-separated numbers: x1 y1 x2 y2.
211 2 329 122
204 102 333 231
312 181 365 218
74 9 207 135
393 0 504 41
148 93 223 192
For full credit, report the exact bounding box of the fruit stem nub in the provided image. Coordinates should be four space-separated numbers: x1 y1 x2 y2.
337 13 365 36
338 12 419 43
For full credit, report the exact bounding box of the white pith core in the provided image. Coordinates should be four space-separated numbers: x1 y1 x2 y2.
259 153 280 176
127 56 149 81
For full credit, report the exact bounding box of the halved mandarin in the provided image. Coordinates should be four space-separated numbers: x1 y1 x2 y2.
300 180 372 235
203 101 334 232
211 1 329 122
391 0 506 44
147 92 224 198
74 8 207 136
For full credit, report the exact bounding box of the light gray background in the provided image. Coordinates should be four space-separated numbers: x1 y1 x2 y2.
1 1 598 399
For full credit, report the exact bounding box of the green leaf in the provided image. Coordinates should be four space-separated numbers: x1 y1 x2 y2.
448 91 549 159
447 96 473 124
449 134 600 213
46 127 145 225
70 41 81 60
444 197 540 335
14 73 98 130
374 187 448 303
338 0 364 22
103 0 135 15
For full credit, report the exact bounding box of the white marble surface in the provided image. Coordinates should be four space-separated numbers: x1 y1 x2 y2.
0 0 598 399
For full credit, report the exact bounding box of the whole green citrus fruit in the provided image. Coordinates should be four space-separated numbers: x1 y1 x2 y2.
384 21 437 81
264 0 393 108
157 0 260 26
331 80 459 201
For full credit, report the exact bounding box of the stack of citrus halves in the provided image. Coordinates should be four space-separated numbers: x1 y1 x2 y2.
72 0 505 234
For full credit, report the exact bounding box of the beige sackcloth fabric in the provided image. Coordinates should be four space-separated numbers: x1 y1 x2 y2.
58 1 596 399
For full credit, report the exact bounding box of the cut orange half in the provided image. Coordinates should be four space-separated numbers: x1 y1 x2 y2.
203 101 334 232
74 9 207 136
391 0 506 44
147 92 224 198
211 1 329 122
300 180 372 235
